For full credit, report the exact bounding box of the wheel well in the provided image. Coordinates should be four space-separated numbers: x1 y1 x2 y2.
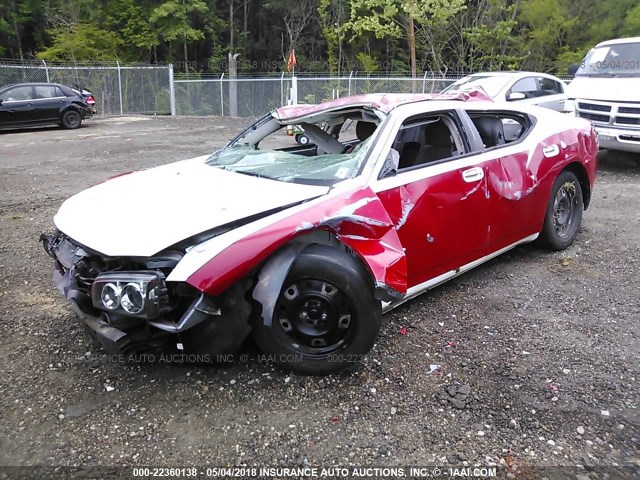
250 232 382 338
288 230 376 287
254 230 379 297
61 107 80 117
563 162 591 210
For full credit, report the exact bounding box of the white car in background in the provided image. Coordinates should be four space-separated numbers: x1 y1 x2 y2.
442 72 567 111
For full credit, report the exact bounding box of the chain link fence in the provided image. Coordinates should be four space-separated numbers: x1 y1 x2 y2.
0 60 173 115
0 61 575 119
173 73 466 118
173 75 292 117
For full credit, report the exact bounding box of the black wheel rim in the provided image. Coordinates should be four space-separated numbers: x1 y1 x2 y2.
553 181 577 238
67 113 80 126
274 278 354 356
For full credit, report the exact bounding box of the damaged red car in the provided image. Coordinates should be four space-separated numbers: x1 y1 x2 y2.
42 91 598 375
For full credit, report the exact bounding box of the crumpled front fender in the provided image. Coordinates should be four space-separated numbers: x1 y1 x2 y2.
185 186 407 300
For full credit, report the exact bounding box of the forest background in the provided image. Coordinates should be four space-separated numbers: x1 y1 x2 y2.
1 0 639 75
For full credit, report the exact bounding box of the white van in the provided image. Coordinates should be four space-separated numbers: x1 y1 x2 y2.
566 37 640 153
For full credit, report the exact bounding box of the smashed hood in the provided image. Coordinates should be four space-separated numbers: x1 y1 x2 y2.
54 155 329 256
567 76 640 102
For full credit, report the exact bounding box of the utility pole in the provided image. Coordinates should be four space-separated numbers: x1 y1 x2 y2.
408 5 417 81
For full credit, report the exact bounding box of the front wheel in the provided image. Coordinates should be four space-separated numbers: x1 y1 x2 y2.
538 170 584 250
252 245 381 375
61 110 82 129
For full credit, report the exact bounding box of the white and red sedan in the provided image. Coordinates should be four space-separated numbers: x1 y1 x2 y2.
42 92 598 375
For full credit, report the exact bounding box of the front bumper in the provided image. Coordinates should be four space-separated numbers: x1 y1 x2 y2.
41 232 229 357
69 299 149 354
41 232 171 355
595 126 640 153
572 98 640 154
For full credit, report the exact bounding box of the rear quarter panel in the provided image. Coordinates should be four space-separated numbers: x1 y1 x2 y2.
481 108 597 252
520 114 597 234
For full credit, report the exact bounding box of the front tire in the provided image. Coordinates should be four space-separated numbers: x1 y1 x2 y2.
252 245 381 375
539 170 584 250
61 110 82 129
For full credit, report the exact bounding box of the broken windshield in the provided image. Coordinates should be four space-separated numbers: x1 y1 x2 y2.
206 136 374 186
208 110 381 185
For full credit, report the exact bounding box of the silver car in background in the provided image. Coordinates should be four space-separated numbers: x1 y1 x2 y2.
442 71 567 111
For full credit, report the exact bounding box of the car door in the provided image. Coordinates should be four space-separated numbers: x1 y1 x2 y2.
33 84 65 122
0 85 35 127
373 110 491 289
506 76 539 106
462 108 543 251
534 77 566 111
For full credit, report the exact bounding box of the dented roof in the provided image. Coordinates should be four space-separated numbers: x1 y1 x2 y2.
275 90 493 120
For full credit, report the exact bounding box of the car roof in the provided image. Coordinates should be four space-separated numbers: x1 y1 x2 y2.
275 90 492 120
1 82 70 89
596 37 640 47
462 71 562 80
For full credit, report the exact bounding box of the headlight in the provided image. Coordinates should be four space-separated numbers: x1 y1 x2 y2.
91 271 168 319
121 283 145 314
100 283 121 310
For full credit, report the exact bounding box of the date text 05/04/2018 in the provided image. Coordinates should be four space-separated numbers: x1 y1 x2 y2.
132 466 498 478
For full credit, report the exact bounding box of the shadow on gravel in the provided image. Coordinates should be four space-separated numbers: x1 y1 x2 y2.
597 149 640 172
0 124 90 135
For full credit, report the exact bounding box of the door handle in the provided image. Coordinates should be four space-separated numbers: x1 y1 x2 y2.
462 166 484 183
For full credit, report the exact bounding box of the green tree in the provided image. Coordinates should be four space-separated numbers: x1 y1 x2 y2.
517 0 579 71
318 0 349 74
621 4 640 37
343 0 465 76
264 0 317 61
37 24 120 62
150 0 208 73
463 0 525 71
106 0 159 61
409 0 466 74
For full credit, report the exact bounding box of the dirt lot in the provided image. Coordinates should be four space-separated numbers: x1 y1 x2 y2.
0 116 638 474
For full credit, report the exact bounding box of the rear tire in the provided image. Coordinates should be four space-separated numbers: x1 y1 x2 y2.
252 245 381 375
61 110 82 129
296 134 310 145
538 170 583 250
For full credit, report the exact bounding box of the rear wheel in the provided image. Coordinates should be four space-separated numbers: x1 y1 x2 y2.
61 110 82 129
539 170 583 250
252 245 381 375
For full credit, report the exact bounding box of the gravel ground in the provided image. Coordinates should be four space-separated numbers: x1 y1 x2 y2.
0 116 638 475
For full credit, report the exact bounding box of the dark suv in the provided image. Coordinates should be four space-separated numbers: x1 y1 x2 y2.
0 83 94 130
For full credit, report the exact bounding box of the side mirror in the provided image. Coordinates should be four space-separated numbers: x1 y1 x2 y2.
0 98 3 105
567 63 579 76
507 92 526 101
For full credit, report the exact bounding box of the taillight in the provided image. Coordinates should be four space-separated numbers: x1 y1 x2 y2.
86 96 96 106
